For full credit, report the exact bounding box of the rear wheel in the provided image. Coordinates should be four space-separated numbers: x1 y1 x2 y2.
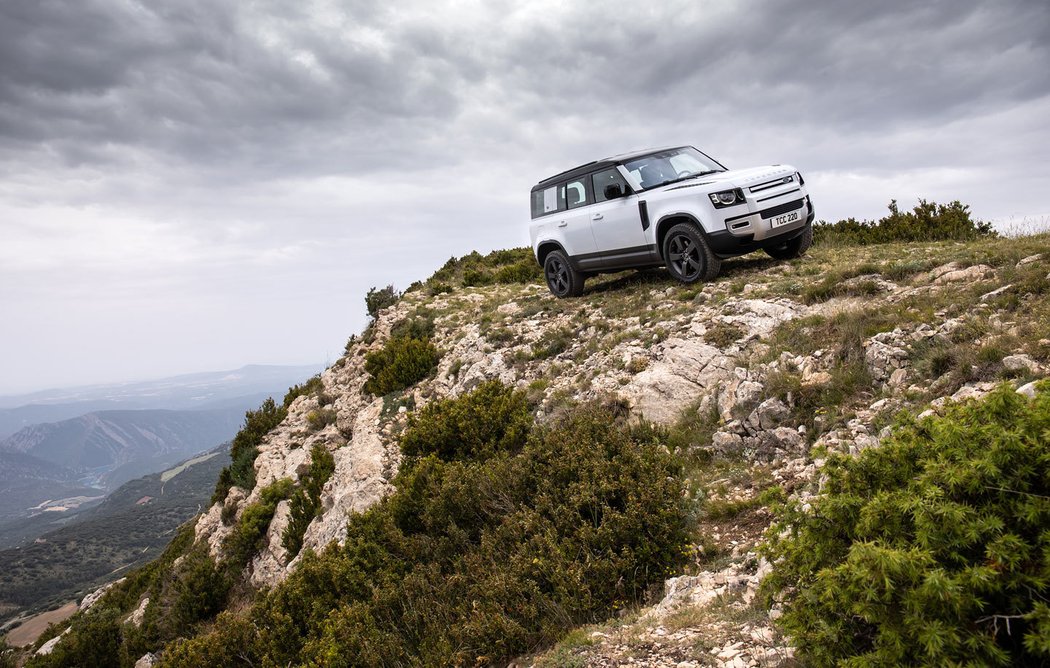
662 223 721 283
543 250 585 298
764 223 813 260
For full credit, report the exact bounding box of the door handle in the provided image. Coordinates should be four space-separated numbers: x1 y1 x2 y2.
592 213 604 221
557 221 567 227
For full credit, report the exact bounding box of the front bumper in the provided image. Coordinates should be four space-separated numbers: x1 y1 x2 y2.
707 196 815 257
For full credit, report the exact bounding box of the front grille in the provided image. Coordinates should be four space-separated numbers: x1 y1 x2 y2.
749 175 794 193
760 198 805 220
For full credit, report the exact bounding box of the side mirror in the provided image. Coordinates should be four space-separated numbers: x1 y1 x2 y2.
603 183 625 200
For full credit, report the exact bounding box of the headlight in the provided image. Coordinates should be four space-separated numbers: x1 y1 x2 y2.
708 188 745 208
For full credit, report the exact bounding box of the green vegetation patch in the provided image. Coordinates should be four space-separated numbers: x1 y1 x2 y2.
161 383 691 667
763 383 1050 666
814 199 995 247
422 247 542 291
363 336 441 396
283 445 337 558
212 398 288 502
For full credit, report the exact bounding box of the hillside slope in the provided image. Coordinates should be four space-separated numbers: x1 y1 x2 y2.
23 231 1050 666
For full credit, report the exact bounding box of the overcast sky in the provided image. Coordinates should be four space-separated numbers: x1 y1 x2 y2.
1 0 1048 394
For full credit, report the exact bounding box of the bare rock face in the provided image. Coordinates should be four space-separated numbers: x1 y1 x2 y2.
626 338 735 424
134 653 159 668
127 597 150 627
294 399 393 566
79 578 125 612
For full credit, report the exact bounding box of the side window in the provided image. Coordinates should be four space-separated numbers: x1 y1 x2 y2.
532 185 560 216
531 190 544 218
592 168 629 203
566 179 590 209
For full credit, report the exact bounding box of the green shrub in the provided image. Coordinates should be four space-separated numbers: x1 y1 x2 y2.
28 608 124 668
283 374 323 409
399 380 531 462
363 337 441 396
390 311 436 340
814 199 995 246
763 383 1050 666
224 479 294 570
305 408 337 431
493 260 542 284
365 285 400 319
163 384 692 667
212 398 289 503
283 445 337 558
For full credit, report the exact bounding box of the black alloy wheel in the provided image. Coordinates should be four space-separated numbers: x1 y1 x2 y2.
543 250 584 298
662 223 720 283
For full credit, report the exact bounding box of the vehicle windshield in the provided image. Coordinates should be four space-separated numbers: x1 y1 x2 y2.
621 147 725 191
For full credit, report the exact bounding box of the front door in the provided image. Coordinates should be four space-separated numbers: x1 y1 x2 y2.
587 168 652 268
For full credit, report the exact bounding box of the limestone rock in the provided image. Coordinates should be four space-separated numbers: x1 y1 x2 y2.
625 338 735 424
1017 254 1043 267
1017 381 1041 399
36 633 66 656
925 262 994 284
79 578 125 612
134 653 159 668
1002 354 1039 374
127 597 150 627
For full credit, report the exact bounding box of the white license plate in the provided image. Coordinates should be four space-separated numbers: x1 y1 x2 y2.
771 210 800 228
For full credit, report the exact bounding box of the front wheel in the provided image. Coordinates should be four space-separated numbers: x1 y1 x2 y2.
543 250 585 298
764 223 813 260
662 223 721 284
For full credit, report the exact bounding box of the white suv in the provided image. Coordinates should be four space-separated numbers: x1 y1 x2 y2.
529 146 815 297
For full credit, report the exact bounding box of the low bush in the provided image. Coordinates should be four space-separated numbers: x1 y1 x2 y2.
224 479 294 570
283 445 337 558
399 380 531 462
422 247 541 290
365 285 400 319
814 199 995 246
305 408 337 431
763 383 1050 666
163 384 692 667
212 398 288 502
282 375 323 409
363 337 441 396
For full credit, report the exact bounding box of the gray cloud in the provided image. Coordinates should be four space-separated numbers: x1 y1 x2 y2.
0 0 1047 393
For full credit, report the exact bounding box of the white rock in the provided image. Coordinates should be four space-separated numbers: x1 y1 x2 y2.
36 633 65 656
127 596 150 627
79 578 125 612
1017 381 1040 399
1017 254 1043 266
1002 354 1039 373
134 652 159 667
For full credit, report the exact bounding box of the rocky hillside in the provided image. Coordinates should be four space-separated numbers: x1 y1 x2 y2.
21 226 1050 666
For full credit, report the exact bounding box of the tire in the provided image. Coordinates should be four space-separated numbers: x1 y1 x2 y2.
662 223 721 284
543 250 585 298
764 222 813 260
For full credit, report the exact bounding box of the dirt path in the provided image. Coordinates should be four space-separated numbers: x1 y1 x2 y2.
5 601 77 647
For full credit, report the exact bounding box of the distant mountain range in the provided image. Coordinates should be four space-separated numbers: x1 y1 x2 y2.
0 445 229 625
0 364 319 527
0 364 321 439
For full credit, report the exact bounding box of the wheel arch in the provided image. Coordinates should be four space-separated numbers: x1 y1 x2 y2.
654 213 710 259
536 240 570 267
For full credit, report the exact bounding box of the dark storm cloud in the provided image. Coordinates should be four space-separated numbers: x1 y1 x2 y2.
1 0 1048 393
2 0 1046 181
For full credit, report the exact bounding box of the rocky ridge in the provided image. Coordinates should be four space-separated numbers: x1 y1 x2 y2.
180 239 1050 666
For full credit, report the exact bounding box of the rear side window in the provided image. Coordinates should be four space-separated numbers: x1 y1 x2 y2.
566 178 590 209
592 168 629 203
531 186 564 218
